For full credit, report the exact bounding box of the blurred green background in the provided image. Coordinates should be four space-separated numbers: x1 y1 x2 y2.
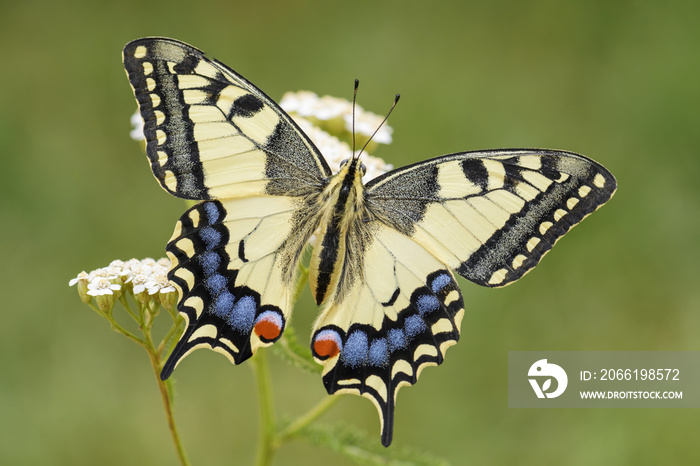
2 0 698 464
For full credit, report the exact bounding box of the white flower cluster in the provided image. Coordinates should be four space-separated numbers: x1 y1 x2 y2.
280 91 393 145
291 116 393 181
70 258 176 306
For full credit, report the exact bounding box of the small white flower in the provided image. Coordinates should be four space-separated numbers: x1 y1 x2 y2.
96 269 118 280
117 258 174 299
149 273 175 295
160 285 177 295
345 112 392 144
140 257 158 268
119 258 144 279
69 271 90 287
280 91 393 145
71 258 175 298
291 116 393 181
280 91 349 121
130 274 150 295
86 277 121 296
130 111 145 141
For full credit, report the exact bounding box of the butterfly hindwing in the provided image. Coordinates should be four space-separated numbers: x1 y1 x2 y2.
162 195 315 377
311 223 464 447
122 37 331 201
366 149 617 287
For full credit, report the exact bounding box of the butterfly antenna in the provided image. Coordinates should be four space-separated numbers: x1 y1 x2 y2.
352 79 359 157
357 93 400 159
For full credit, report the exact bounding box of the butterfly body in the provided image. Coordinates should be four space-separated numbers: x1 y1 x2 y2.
310 156 370 305
123 37 616 447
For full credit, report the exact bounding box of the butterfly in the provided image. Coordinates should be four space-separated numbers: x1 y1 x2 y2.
123 37 616 446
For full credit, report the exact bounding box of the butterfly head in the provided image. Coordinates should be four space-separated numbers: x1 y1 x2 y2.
338 158 367 177
335 157 367 197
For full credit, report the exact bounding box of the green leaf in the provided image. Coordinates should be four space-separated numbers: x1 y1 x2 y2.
293 420 450 466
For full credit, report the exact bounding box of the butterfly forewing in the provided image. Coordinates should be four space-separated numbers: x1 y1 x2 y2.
122 38 331 201
366 149 617 288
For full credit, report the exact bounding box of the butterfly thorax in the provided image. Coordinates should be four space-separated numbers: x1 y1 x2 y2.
309 157 371 305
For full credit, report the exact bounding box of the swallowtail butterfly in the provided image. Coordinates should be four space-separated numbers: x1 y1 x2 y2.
123 38 616 446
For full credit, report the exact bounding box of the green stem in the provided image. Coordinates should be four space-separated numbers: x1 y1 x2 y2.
88 303 148 347
251 350 276 466
81 288 191 464
157 317 184 358
275 333 321 374
144 329 191 466
118 294 141 322
274 395 340 447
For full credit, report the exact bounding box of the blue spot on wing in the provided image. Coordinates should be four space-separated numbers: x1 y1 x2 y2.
203 202 220 223
212 290 234 318
388 328 407 352
368 338 389 367
341 331 369 368
199 226 222 250
416 294 440 316
228 295 256 332
199 251 221 277
431 273 452 294
205 273 226 294
404 315 427 338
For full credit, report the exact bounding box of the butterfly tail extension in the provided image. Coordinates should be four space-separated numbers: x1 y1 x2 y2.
160 319 236 380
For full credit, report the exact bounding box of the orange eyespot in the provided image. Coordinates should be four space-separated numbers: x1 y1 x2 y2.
255 319 281 341
253 310 284 342
312 328 343 359
313 338 340 359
